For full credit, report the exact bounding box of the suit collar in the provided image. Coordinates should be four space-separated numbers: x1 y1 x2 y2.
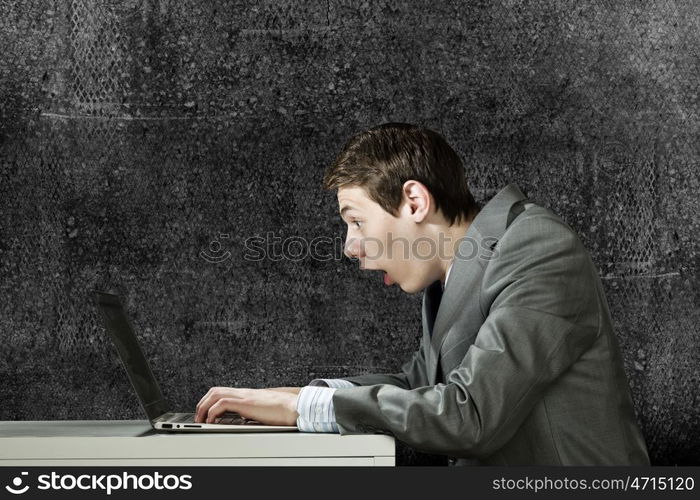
438 182 528 300
470 183 529 243
425 183 528 384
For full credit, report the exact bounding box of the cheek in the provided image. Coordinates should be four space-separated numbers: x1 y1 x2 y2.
361 222 394 261
412 238 437 261
361 235 383 261
365 213 414 263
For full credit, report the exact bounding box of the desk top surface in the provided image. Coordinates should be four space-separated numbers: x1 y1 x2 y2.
1 420 156 438
0 420 395 459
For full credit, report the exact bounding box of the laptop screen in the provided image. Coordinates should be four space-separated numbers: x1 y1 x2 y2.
95 291 171 421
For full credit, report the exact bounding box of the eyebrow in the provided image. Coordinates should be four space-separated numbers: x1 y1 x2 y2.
339 205 356 218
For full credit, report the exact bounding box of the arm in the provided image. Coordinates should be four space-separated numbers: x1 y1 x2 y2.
332 215 600 457
195 347 430 429
291 326 431 430
266 387 302 394
341 343 430 389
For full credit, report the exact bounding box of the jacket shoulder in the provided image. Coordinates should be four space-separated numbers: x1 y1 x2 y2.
501 203 585 251
480 202 597 317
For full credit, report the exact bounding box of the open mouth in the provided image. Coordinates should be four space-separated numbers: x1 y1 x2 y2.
383 272 395 286
359 265 396 286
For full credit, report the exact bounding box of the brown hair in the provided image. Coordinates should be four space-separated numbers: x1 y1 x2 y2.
323 123 480 225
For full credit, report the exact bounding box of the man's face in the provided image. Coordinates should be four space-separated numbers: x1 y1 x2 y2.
337 185 437 294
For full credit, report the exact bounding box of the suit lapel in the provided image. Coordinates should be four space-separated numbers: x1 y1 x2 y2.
426 183 528 384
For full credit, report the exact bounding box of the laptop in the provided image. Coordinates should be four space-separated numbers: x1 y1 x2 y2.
94 291 297 433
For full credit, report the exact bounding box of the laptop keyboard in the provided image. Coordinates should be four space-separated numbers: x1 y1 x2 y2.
170 412 258 425
216 413 261 425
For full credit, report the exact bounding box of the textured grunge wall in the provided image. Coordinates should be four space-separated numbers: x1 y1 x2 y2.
1 1 698 465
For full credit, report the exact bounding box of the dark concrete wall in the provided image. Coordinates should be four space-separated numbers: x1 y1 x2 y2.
1 1 698 465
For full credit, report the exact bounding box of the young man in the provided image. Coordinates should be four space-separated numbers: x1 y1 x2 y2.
195 123 650 465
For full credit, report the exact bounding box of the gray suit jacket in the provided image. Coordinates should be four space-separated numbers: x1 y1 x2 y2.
333 183 650 465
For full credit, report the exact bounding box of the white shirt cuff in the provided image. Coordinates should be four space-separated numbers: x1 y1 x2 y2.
295 386 340 433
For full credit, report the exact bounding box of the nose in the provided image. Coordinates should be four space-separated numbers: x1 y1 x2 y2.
344 232 364 260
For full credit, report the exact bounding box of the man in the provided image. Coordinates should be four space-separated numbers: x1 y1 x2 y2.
194 123 649 465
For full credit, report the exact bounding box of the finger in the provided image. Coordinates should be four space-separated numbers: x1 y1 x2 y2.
194 390 210 422
199 386 251 422
207 398 238 424
196 388 244 422
195 388 223 423
195 387 216 413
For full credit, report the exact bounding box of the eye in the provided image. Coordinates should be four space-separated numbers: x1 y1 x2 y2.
352 220 363 229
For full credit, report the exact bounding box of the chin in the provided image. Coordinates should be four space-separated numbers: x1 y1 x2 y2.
399 275 435 294
398 281 423 295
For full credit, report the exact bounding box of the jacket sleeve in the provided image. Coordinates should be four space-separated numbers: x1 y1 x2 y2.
340 337 430 390
331 214 601 458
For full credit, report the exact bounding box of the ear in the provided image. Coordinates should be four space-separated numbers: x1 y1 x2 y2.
400 180 432 223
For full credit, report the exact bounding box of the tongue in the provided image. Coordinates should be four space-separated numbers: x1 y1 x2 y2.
383 272 395 286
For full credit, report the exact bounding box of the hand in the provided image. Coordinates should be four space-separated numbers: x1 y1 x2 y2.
194 387 299 426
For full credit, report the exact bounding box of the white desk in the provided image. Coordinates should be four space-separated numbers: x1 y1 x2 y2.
0 420 395 466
